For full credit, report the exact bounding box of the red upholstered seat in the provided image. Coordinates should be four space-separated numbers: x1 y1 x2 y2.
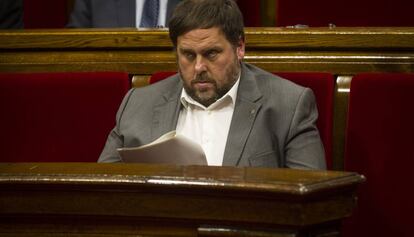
149 71 334 169
343 73 414 237
0 72 130 162
150 71 177 84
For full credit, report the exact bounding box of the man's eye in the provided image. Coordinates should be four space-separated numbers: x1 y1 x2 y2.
184 52 195 60
207 51 218 59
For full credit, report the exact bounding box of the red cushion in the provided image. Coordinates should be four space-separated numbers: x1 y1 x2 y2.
150 71 177 84
0 72 130 162
150 71 334 169
343 73 414 237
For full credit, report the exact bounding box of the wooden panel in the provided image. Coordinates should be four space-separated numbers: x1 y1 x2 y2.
0 50 176 74
0 163 364 236
1 28 414 75
2 27 414 49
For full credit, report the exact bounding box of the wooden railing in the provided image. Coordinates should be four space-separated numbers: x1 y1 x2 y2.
0 163 364 237
1 27 414 169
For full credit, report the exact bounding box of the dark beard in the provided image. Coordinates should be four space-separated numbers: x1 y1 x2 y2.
181 61 240 107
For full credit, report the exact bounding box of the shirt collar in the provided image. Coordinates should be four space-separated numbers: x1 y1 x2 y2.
180 73 241 110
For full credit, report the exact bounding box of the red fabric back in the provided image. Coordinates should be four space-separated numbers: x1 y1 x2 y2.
236 1 261 27
343 73 414 237
0 72 130 162
277 0 414 27
150 71 177 84
275 73 334 169
149 71 334 169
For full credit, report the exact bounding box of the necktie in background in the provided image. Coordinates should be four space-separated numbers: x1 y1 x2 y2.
140 0 159 27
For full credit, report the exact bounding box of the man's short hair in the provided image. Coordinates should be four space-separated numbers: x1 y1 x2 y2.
168 0 245 48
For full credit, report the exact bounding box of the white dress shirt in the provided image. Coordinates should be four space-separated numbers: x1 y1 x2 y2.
176 78 240 166
136 0 169 27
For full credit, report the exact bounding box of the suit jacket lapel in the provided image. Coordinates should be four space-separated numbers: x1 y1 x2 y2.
222 63 263 166
116 0 135 27
151 76 182 141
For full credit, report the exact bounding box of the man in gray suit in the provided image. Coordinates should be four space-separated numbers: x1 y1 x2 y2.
99 0 326 170
67 0 181 28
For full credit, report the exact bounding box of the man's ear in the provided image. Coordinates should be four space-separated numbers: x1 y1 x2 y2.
236 39 245 60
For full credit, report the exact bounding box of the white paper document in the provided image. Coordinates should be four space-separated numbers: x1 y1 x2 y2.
117 131 207 165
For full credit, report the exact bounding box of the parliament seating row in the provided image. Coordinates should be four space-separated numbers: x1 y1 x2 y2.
0 71 335 167
1 72 412 167
0 71 413 237
0 72 130 162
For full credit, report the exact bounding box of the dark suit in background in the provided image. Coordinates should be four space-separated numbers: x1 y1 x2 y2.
0 0 24 29
67 0 181 28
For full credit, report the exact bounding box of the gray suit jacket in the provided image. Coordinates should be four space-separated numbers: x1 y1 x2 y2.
99 63 326 169
67 0 181 28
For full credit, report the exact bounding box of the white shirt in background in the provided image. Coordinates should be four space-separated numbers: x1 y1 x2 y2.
136 0 169 27
176 77 240 166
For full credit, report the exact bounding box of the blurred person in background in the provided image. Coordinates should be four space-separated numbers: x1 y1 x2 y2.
0 0 23 29
67 0 181 28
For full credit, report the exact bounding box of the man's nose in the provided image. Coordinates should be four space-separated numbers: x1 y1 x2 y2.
194 55 207 74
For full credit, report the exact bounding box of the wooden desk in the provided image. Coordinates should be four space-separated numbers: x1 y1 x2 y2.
0 163 364 237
